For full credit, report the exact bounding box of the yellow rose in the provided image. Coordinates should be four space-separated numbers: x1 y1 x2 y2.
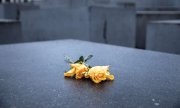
87 66 114 83
64 68 76 77
64 63 89 79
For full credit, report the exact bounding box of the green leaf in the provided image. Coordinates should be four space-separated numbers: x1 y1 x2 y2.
64 56 74 63
85 63 92 68
85 55 93 62
79 56 84 62
74 56 84 63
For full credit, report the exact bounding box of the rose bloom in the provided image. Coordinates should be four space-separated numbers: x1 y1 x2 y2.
64 63 89 79
87 66 114 83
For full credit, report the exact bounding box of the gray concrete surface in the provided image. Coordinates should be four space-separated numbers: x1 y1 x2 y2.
34 0 180 10
146 20 180 55
20 7 90 42
0 5 4 18
0 19 22 44
136 11 180 49
0 40 180 108
112 0 180 10
174 0 180 9
0 4 18 19
34 0 90 8
89 4 136 47
18 3 40 10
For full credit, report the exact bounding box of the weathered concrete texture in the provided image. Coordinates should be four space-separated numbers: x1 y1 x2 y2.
150 0 174 10
0 4 18 19
90 0 110 5
136 11 180 49
89 4 136 47
0 5 4 18
0 40 180 108
174 0 180 9
16 3 40 20
18 3 40 10
0 20 22 44
20 7 89 42
35 0 90 8
35 0 180 10
112 0 153 10
112 0 180 10
34 0 114 8
146 20 180 55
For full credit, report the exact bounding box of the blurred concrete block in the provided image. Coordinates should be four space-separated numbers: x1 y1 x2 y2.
111 0 179 10
20 7 89 42
16 3 40 20
146 20 180 55
18 3 40 10
33 0 70 8
35 0 89 8
0 5 4 18
89 6 106 43
136 11 180 49
174 0 180 10
90 0 110 5
33 0 180 10
151 0 174 10
0 19 22 44
89 3 136 47
0 4 18 19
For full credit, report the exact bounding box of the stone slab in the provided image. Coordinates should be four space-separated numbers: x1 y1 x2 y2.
174 0 180 9
33 0 180 10
0 4 18 19
18 3 40 10
0 39 180 108
20 8 89 42
35 0 89 8
0 5 4 18
111 0 180 10
146 20 180 55
150 20 180 24
89 4 136 47
136 11 180 49
0 20 22 44
0 19 18 23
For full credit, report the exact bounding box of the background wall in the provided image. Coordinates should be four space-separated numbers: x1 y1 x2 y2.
35 0 180 10
1 0 180 54
20 7 90 42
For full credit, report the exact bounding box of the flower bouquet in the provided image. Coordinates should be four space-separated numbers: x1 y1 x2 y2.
64 55 114 83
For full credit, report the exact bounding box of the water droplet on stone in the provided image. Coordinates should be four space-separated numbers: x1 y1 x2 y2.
154 103 160 106
152 99 155 101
